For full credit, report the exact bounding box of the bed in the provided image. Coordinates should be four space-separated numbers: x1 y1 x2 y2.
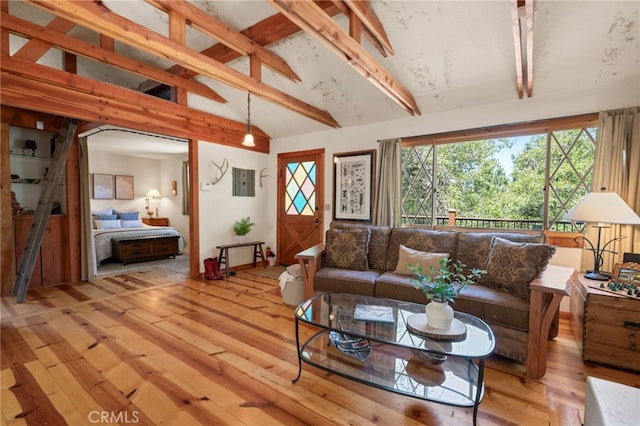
94 224 186 264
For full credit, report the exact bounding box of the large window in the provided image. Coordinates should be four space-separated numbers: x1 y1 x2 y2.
401 114 598 234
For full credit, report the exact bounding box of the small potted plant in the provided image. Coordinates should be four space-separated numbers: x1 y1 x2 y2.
233 216 255 240
407 258 485 329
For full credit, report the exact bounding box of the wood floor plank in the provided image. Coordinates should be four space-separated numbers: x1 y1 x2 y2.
2 268 639 425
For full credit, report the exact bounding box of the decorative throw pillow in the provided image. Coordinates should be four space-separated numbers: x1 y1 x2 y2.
385 228 458 271
394 245 449 276
92 214 118 229
483 237 556 301
324 228 370 271
94 219 122 230
331 223 391 270
455 232 546 274
121 219 144 228
116 211 139 221
91 207 113 216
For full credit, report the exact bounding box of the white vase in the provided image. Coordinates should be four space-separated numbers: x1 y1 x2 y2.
425 301 454 330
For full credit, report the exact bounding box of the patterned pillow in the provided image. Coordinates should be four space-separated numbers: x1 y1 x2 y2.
116 211 139 221
331 223 391 270
92 214 118 229
455 232 546 273
324 228 370 271
91 207 113 216
94 219 122 230
483 237 556 301
394 245 449 276
385 228 458 271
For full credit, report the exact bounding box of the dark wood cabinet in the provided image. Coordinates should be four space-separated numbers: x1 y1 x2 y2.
112 235 179 264
13 215 66 287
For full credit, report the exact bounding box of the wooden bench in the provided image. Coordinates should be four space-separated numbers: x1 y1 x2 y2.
112 235 180 265
216 241 266 278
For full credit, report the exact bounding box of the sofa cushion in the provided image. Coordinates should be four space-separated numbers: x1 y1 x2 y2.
394 245 449 276
315 267 379 296
386 228 458 272
454 231 546 273
324 228 370 271
374 273 530 332
331 223 391 270
483 237 556 301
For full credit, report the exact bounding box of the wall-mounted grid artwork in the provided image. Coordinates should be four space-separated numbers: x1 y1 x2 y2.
232 167 255 197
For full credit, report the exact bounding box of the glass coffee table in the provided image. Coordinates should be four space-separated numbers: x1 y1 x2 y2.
293 293 495 425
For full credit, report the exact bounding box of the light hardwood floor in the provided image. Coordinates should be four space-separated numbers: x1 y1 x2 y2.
2 268 638 425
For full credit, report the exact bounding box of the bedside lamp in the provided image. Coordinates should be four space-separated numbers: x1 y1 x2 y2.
145 189 161 217
564 190 640 280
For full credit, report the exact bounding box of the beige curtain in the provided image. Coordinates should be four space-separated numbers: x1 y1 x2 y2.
79 136 97 280
182 161 189 215
373 138 402 226
585 107 640 273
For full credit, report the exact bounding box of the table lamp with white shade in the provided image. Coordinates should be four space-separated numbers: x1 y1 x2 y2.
145 189 162 217
564 190 640 280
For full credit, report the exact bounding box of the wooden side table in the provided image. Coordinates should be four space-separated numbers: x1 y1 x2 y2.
216 241 266 278
570 273 640 372
142 217 169 226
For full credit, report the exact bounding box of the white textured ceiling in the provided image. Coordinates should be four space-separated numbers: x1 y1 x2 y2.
7 1 640 153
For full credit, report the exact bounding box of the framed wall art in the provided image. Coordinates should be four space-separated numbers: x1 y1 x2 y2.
613 262 640 284
333 150 376 222
92 173 113 199
115 175 134 200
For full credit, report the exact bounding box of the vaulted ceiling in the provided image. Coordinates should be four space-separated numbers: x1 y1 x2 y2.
1 1 638 153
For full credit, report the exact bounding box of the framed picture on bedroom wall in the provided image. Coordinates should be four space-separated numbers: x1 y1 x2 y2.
333 150 376 222
115 175 134 200
92 173 113 199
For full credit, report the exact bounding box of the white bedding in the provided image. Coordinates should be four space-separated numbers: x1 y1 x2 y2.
94 224 186 264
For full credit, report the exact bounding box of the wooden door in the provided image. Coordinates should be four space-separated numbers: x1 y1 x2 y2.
277 149 324 265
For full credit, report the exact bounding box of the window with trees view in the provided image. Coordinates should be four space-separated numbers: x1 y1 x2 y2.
401 115 597 234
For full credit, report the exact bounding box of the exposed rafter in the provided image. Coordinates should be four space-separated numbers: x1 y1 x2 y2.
342 0 394 55
24 0 339 129
511 0 534 98
145 0 300 83
0 12 227 104
268 0 420 116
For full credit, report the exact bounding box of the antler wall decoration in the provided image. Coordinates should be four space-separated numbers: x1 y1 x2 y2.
260 168 269 187
209 158 229 185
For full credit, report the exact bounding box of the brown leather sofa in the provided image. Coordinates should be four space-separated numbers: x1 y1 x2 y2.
296 222 575 378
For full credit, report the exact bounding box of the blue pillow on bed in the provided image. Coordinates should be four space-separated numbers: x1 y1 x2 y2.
116 211 139 221
92 214 117 221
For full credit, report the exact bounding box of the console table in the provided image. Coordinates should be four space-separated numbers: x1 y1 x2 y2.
216 241 266 278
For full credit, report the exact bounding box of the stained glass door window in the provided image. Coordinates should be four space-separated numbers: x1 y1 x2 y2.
285 161 316 215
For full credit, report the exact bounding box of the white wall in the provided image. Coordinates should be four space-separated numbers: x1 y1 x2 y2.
197 141 271 272
88 151 188 237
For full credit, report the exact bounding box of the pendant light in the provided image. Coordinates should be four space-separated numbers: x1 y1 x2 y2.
242 92 255 147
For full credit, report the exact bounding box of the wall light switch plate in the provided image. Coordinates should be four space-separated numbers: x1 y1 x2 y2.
200 181 212 191
36 121 44 130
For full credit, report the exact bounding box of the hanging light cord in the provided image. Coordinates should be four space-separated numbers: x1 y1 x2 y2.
246 92 252 133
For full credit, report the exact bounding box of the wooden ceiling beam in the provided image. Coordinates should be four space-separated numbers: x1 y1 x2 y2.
329 0 386 57
511 0 534 98
0 60 270 152
13 16 75 61
269 0 420 116
25 0 339 129
0 12 227 104
343 0 394 55
147 0 300 83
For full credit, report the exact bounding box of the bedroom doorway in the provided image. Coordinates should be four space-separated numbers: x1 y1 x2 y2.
83 127 191 278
